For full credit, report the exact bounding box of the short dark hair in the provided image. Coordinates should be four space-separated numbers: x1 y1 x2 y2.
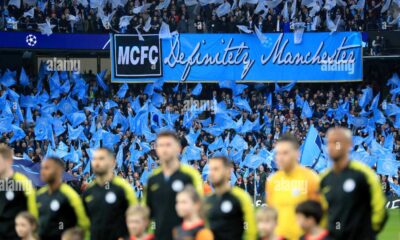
156 130 180 143
295 200 323 224
210 156 231 167
95 147 115 159
277 133 299 149
45 156 66 170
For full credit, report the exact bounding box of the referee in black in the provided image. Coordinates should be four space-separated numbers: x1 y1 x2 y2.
82 147 137 240
321 127 387 240
0 144 37 240
204 156 257 240
144 131 203 240
37 156 90 240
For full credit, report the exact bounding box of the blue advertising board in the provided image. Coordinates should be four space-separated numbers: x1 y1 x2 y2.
111 32 362 83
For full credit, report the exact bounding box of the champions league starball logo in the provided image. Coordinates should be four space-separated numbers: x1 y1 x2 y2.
26 34 37 47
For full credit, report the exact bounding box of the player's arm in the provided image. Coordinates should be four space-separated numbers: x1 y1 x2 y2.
363 168 388 233
266 176 273 206
61 185 91 239
113 176 138 206
16 174 38 219
307 170 321 201
232 188 257 240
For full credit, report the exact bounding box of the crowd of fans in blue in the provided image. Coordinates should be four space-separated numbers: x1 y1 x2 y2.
1 0 400 34
0 60 399 200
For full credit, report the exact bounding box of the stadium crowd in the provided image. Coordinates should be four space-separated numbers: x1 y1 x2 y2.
1 0 400 34
0 61 398 200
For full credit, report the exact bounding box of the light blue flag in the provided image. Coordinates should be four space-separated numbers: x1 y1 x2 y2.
26 107 34 123
117 83 129 98
116 145 124 169
139 141 151 153
52 118 66 136
383 133 394 150
389 182 400 196
181 145 202 161
34 120 50 140
10 125 26 143
203 127 224 136
274 80 296 93
370 93 380 110
102 131 120 148
386 73 400 88
151 92 164 107
395 114 400 129
15 102 24 123
230 170 237 186
96 70 109 91
144 84 154 95
6 88 20 102
301 101 313 118
105 99 118 110
300 125 323 167
359 87 373 108
65 146 79 164
209 137 223 151
60 79 70 94
377 157 400 176
201 164 209 180
347 115 368 128
0 69 16 87
19 67 30 87
296 94 304 108
111 110 128 132
373 110 386 124
69 112 86 127
72 162 82 172
68 124 84 141
0 116 13 133
140 169 150 184
23 152 32 161
185 128 200 146
233 96 252 113
58 96 78 116
229 134 248 150
385 104 400 116
192 83 203 96
49 72 61 99
83 158 91 175
243 154 264 169
20 95 37 108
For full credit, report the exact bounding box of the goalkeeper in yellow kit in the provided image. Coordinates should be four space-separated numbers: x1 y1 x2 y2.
266 134 321 240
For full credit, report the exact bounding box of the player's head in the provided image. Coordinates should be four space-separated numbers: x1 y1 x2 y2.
295 200 324 233
208 156 231 187
176 186 203 219
0 144 14 176
40 156 65 184
126 205 150 237
326 127 352 162
61 227 84 240
275 133 300 172
155 131 181 164
92 148 115 176
256 207 278 238
15 211 38 239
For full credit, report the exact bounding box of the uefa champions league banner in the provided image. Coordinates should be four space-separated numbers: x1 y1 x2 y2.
111 32 363 83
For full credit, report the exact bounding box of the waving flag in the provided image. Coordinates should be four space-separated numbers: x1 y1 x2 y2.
19 67 30 86
300 125 323 167
301 101 313 118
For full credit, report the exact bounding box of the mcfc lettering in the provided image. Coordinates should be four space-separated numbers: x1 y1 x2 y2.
118 46 159 65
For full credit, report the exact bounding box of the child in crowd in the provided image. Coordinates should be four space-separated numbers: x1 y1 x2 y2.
256 207 285 240
125 205 154 240
15 211 39 240
61 227 84 240
173 186 213 240
295 200 332 240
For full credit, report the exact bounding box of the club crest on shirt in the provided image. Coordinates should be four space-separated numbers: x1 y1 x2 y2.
105 191 117 204
5 190 14 201
220 200 233 213
50 200 60 211
171 180 184 192
343 178 356 192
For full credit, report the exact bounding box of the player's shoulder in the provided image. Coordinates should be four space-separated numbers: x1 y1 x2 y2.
299 165 320 180
230 186 252 203
37 185 49 196
148 166 163 181
13 172 34 190
319 167 333 181
268 170 282 182
179 164 200 177
348 160 379 180
59 183 80 198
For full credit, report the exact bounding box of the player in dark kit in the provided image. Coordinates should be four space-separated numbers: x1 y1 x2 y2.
0 144 38 240
144 131 203 240
83 147 137 240
321 127 387 240
204 156 257 240
37 156 90 240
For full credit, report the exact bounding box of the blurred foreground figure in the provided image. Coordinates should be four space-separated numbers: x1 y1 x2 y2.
37 157 89 240
205 156 256 240
267 134 320 240
321 127 387 240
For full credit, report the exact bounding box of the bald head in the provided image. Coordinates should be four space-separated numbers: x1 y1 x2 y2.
326 127 352 162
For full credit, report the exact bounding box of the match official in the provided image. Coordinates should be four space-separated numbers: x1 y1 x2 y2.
144 131 203 240
0 144 38 240
37 156 90 240
266 134 321 240
205 156 257 240
82 148 137 240
321 127 387 240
